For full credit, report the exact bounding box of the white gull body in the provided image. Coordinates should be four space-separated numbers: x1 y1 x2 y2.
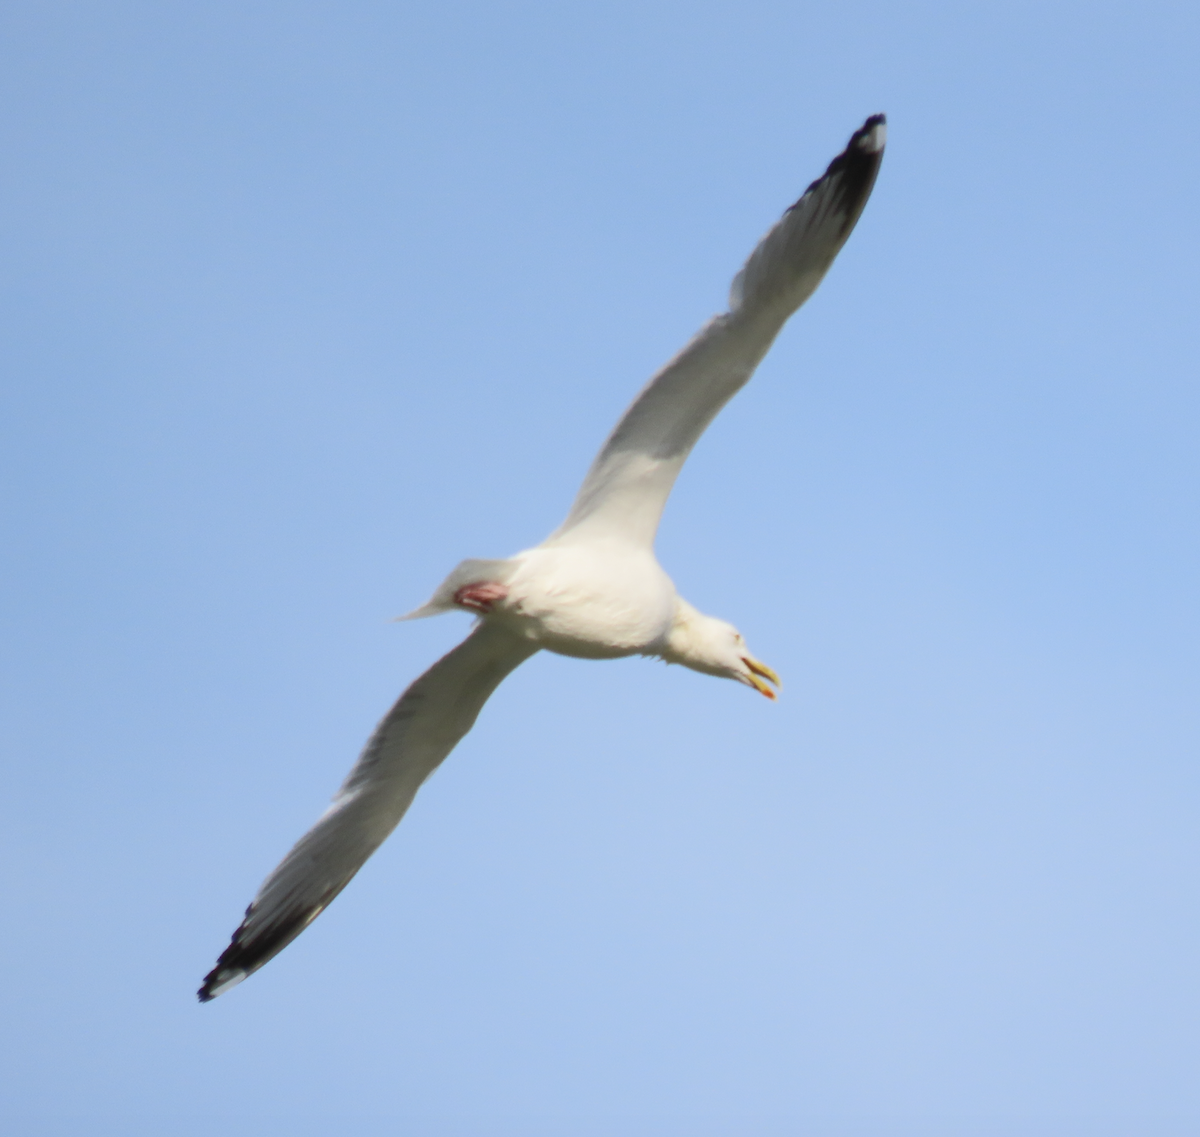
200 115 886 1001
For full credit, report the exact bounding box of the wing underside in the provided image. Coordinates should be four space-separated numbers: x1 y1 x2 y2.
554 114 885 548
199 622 538 1000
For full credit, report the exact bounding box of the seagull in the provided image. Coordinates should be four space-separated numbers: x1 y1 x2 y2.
199 114 886 1002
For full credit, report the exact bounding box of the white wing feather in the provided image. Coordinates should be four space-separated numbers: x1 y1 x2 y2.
553 115 886 548
199 622 538 1000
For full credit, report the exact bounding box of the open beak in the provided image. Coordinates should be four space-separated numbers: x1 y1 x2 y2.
743 655 782 700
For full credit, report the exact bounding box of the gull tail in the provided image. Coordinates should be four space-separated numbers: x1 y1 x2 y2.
396 558 518 620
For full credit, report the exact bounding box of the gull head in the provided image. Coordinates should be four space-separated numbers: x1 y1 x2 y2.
661 600 781 700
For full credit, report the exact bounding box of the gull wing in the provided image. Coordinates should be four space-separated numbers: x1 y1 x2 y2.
553 114 886 549
199 622 539 1001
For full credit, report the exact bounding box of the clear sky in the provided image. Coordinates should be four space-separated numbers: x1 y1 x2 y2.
2 2 1198 1134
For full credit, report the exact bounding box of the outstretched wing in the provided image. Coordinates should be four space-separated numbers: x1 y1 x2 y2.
199 622 539 1001
553 114 886 548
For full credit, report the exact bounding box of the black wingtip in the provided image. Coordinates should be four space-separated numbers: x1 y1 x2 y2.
815 113 886 186
198 940 251 1003
789 113 887 230
198 900 329 1003
855 113 887 150
197 956 244 1002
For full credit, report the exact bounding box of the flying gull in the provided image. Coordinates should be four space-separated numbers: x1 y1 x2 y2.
200 114 886 1001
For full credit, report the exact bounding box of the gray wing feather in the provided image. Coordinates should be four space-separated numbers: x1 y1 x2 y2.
199 621 539 1000
553 114 885 548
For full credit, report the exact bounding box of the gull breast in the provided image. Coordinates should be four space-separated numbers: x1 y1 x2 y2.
497 543 676 658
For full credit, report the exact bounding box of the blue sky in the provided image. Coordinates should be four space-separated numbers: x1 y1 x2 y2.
2 2 1198 1134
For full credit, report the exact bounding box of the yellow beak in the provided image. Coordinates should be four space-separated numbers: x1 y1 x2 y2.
743 656 782 700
